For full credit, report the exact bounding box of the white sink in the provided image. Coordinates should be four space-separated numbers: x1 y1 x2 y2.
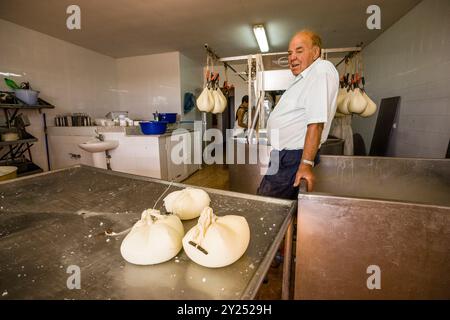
78 139 119 153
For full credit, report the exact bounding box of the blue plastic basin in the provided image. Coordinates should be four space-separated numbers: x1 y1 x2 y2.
158 113 177 123
139 121 168 135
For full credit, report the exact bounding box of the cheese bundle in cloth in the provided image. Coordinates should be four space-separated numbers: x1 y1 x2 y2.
183 207 250 268
120 209 184 265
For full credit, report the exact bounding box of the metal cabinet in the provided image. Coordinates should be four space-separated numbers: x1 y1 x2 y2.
164 131 199 182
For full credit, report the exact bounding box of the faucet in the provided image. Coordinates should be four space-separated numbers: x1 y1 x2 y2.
94 129 105 141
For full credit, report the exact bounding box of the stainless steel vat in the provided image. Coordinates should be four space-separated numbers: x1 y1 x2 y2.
295 157 450 299
228 139 345 195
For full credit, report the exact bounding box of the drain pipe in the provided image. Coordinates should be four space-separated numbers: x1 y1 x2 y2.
105 150 112 170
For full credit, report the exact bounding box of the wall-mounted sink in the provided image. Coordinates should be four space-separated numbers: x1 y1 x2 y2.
78 139 119 153
79 138 119 170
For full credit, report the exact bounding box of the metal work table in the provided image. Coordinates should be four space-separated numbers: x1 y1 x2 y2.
0 166 295 300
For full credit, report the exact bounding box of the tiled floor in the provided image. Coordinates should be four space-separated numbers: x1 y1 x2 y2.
183 164 285 300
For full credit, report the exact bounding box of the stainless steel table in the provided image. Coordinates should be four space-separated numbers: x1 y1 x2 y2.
0 166 295 300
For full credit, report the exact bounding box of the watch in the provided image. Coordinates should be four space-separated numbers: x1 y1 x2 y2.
302 159 315 167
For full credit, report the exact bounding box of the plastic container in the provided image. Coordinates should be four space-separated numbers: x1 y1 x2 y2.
1 132 19 141
0 166 18 181
157 113 177 123
14 89 40 105
139 121 168 135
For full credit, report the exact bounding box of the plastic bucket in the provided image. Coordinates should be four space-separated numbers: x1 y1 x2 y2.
0 166 18 181
14 89 40 105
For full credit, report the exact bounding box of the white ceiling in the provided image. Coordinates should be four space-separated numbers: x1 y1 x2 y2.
0 0 421 61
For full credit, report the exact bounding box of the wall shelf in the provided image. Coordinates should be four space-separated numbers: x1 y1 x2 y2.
0 90 55 175
0 136 38 147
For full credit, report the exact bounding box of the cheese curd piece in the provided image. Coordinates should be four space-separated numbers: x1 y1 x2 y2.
120 209 184 265
183 207 250 268
163 188 211 220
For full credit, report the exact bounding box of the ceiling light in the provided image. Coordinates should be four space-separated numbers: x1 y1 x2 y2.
0 72 22 77
253 25 269 53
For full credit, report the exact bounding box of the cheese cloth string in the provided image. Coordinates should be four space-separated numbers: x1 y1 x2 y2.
105 181 174 237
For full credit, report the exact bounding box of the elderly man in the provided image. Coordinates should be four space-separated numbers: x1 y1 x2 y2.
257 30 339 199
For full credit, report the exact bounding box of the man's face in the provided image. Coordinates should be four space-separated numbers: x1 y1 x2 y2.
288 33 319 76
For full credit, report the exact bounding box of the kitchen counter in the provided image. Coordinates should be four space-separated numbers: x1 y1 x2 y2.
47 125 194 137
124 126 193 137
46 125 200 181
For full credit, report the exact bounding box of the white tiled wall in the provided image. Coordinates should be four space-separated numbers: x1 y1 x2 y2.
0 18 119 170
116 52 183 120
0 19 204 172
352 0 450 158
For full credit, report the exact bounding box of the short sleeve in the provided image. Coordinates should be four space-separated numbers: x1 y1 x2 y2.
304 72 336 125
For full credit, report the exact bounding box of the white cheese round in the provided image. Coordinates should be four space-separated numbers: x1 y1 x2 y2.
183 207 250 268
163 188 211 220
120 209 184 265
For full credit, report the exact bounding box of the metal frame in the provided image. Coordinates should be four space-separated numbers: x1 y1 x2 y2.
219 47 362 143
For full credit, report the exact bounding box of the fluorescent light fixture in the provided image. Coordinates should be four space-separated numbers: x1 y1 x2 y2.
253 25 269 53
0 72 22 77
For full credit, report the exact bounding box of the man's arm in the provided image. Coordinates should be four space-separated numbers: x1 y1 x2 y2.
293 122 323 191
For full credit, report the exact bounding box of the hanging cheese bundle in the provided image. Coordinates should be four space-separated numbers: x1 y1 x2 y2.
348 88 368 114
360 91 377 117
338 89 352 115
163 187 211 220
211 87 227 114
336 87 346 110
120 209 184 265
197 55 215 112
182 207 250 268
197 87 214 112
336 87 348 116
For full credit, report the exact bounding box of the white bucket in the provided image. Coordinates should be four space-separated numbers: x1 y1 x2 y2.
14 89 40 105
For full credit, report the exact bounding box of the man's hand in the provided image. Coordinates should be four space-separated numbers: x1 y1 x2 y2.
293 163 315 192
294 122 323 192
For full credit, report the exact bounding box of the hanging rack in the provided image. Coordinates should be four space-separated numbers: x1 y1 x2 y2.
217 45 364 143
204 44 247 82
333 43 363 68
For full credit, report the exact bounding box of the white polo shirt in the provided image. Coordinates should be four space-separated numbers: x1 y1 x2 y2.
267 58 339 150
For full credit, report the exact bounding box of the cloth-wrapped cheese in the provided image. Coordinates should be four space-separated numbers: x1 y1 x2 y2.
359 91 377 117
163 187 211 220
348 88 368 114
196 87 214 112
120 209 184 265
336 87 347 112
211 88 227 114
338 90 352 115
182 207 250 268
